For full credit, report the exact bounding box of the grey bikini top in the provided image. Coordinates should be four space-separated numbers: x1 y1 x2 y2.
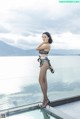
39 49 49 54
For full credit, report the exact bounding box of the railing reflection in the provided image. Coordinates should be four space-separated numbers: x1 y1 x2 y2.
41 109 50 119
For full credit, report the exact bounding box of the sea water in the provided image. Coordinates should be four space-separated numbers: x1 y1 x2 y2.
0 56 80 110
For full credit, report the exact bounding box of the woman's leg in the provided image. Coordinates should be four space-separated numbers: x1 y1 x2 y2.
39 61 49 104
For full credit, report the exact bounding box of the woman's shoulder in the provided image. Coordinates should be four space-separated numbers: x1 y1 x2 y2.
47 43 51 48
44 43 50 46
44 43 51 50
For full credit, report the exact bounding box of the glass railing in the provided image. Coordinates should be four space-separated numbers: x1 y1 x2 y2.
0 102 74 119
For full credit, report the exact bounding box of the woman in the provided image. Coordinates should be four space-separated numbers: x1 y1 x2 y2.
36 32 54 108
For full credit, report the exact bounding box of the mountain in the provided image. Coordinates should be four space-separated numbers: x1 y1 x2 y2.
0 41 80 56
50 49 80 55
0 41 38 56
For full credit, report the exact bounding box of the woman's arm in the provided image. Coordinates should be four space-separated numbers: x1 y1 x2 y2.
36 42 44 50
36 42 49 51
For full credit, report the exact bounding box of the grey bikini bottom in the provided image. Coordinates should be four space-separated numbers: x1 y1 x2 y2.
37 56 54 73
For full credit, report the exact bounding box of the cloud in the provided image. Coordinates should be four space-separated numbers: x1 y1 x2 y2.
0 0 80 49
52 32 80 49
0 32 41 49
0 24 10 33
5 1 80 36
16 35 41 49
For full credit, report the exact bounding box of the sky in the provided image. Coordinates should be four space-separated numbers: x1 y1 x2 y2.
0 0 80 49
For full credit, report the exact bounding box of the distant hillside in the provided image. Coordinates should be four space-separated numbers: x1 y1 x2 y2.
0 41 80 56
0 41 38 56
50 49 80 55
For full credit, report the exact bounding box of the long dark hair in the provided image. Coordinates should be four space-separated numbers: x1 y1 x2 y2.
43 32 53 44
